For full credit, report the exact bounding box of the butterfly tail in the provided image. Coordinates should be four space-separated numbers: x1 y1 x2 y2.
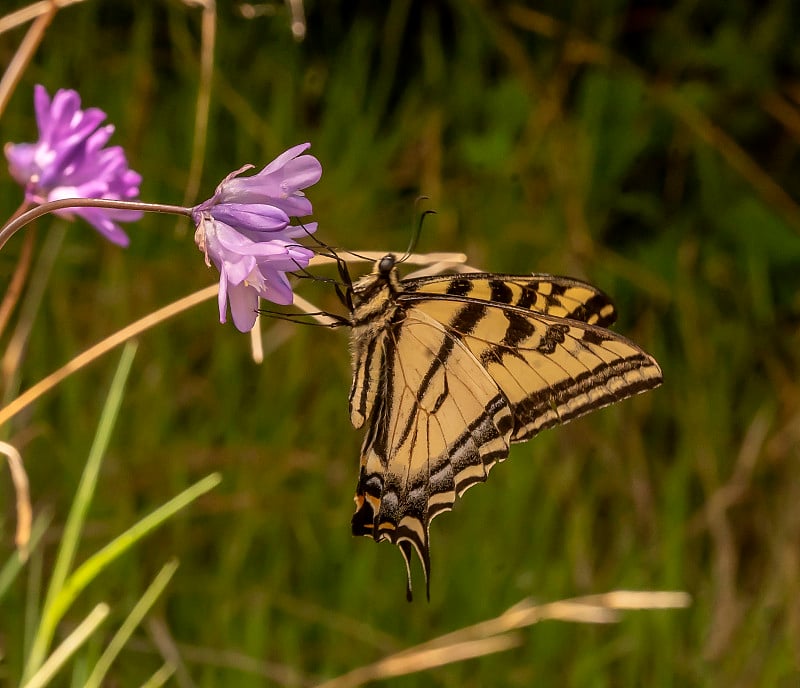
398 539 432 602
352 483 433 601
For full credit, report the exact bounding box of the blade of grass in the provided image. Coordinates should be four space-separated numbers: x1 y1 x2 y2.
0 510 51 601
21 603 110 688
22 343 137 680
32 472 221 679
24 533 44 662
84 559 180 688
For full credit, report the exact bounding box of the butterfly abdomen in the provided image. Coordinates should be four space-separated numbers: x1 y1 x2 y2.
348 267 402 429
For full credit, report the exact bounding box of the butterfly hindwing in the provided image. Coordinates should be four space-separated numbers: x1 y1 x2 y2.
347 257 662 599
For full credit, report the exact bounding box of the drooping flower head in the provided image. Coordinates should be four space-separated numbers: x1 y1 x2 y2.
4 85 142 246
192 143 322 332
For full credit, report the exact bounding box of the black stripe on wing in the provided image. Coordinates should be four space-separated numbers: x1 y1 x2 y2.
400 272 617 326
410 294 662 443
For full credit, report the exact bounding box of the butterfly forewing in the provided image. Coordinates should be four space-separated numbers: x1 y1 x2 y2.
347 258 662 599
402 272 618 326
414 297 663 443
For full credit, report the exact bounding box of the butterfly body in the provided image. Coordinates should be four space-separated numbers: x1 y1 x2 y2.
345 254 662 599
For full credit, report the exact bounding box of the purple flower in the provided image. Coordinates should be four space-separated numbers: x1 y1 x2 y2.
4 85 142 246
192 144 322 332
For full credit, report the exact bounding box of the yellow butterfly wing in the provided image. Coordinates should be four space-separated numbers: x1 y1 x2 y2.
347 258 662 599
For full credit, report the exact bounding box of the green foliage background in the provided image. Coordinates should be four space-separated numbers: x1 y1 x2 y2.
2 1 800 685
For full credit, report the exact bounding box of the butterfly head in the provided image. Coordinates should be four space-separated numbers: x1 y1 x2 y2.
377 253 397 277
349 253 403 314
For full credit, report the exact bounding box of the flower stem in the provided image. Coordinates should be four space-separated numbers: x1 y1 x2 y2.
0 198 193 250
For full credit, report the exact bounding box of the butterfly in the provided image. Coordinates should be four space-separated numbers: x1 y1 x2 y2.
337 253 662 600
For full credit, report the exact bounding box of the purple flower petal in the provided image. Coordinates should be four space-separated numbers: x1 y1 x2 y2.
260 143 311 174
283 221 318 240
222 254 256 286
213 143 322 217
228 282 259 332
74 208 132 246
258 268 295 305
217 264 230 322
209 203 290 233
5 142 36 187
270 154 324 191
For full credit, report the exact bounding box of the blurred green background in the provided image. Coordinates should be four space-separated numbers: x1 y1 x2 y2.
2 1 800 685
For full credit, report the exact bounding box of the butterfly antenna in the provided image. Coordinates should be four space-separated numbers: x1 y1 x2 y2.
398 197 436 264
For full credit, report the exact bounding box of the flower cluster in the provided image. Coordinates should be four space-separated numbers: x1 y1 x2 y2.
4 85 142 246
4 86 324 333
192 143 322 331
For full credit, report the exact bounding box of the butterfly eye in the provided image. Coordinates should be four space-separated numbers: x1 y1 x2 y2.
378 254 395 276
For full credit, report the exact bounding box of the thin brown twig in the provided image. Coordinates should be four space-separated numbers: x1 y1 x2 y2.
315 636 521 688
180 0 217 211
0 226 35 339
0 284 217 428
145 617 196 688
0 0 86 35
762 92 800 144
0 198 191 251
0 440 32 558
655 86 800 233
702 409 771 659
0 1 56 119
314 590 690 688
2 224 65 400
308 251 468 268
125 636 315 687
394 591 688 659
